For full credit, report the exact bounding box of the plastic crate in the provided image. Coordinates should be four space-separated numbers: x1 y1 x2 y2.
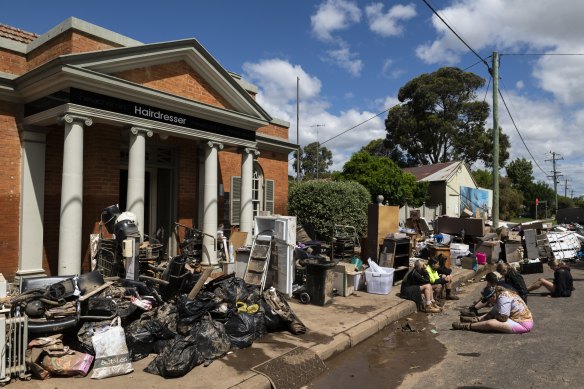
365 267 394 295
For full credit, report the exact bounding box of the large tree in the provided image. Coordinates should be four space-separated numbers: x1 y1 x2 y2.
292 142 333 180
360 139 417 167
338 151 428 206
385 67 509 168
506 158 534 192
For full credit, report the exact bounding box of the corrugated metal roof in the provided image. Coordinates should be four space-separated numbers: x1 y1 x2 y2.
0 24 38 44
403 161 461 182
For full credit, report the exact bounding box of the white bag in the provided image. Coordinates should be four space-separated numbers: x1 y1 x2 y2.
367 258 387 274
91 317 133 379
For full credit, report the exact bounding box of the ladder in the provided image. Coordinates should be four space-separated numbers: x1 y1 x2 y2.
243 233 273 292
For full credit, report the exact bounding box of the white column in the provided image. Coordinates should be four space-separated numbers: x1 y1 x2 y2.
58 114 92 275
127 127 153 239
202 141 223 265
17 128 48 279
197 150 205 229
240 148 260 245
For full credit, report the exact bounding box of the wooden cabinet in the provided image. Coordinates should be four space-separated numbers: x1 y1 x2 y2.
367 204 399 261
381 237 410 284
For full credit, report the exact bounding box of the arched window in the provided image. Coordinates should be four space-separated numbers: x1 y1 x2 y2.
229 163 274 226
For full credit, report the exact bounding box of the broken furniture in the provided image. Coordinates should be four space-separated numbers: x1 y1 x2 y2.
381 237 410 284
331 225 360 261
366 204 399 262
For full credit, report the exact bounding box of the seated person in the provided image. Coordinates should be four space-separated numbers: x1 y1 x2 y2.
527 258 574 297
453 286 534 334
426 258 459 301
460 272 499 316
496 263 528 302
400 260 441 314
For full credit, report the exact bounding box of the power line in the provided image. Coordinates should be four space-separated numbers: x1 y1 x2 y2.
496 87 548 177
288 107 391 162
501 53 584 56
421 0 491 70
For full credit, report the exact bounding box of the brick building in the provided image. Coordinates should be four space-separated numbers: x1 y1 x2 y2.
0 17 295 280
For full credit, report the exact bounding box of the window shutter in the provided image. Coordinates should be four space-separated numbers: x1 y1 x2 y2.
264 179 275 214
230 176 241 225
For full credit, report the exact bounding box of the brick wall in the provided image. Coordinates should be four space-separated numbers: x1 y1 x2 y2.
0 48 27 75
257 122 288 139
0 102 22 279
27 30 121 71
114 61 235 110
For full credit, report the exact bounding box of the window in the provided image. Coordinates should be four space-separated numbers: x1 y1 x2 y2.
229 163 274 225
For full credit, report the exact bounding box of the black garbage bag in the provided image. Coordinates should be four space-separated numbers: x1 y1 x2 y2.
125 303 179 361
145 335 199 378
189 315 231 361
176 292 221 334
262 288 306 335
213 277 260 305
223 311 266 349
146 315 231 378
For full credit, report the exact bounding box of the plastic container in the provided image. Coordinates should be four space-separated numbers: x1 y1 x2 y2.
305 259 336 306
476 252 487 265
365 267 394 295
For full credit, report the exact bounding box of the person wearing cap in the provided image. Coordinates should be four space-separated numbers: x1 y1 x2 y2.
400 259 442 314
426 257 459 301
452 286 533 333
527 258 574 297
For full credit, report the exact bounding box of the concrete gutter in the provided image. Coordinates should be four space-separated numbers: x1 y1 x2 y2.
231 267 480 389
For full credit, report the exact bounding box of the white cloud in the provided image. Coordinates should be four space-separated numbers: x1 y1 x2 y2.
366 3 417 37
242 58 390 172
311 0 362 42
515 80 524 90
324 43 364 76
382 58 406 79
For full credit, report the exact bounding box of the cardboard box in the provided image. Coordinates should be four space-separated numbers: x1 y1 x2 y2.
333 263 361 296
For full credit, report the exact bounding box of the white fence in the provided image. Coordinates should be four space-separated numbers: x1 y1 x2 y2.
398 204 442 226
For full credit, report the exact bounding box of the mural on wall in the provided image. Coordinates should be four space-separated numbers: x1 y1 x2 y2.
460 186 490 217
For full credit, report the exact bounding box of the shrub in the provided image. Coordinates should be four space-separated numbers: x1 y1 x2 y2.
288 180 370 241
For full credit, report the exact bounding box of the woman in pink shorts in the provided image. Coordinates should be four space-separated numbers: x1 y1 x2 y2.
452 286 533 334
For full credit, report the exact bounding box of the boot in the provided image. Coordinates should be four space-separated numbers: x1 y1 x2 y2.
423 304 441 314
459 316 479 323
460 306 479 317
445 289 460 300
431 302 443 311
452 322 472 330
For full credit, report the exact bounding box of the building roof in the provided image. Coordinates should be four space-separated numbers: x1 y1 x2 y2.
0 24 37 44
403 161 462 182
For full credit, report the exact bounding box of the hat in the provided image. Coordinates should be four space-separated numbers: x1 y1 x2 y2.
481 286 496 303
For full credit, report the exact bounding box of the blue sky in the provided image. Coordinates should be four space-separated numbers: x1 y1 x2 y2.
3 1 584 198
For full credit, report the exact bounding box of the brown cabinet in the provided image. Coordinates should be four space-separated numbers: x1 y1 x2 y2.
381 237 410 284
367 204 399 261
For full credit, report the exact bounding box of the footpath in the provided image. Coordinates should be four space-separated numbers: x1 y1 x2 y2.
10 267 478 389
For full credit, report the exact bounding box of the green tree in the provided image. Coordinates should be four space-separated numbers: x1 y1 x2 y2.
471 169 493 188
506 158 534 192
288 180 370 240
499 177 524 220
360 139 417 167
292 142 333 180
385 67 509 168
337 151 428 206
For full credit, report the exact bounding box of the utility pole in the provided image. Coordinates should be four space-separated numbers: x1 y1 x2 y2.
546 151 563 215
563 178 569 198
310 124 325 179
491 52 500 228
296 77 300 182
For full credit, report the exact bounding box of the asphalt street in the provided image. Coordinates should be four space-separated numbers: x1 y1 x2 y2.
311 261 584 389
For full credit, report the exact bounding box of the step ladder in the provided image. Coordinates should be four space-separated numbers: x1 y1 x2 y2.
243 233 273 292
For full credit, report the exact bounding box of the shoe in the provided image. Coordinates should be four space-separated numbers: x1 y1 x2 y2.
424 305 441 314
460 307 479 317
446 294 460 301
452 322 472 330
459 316 479 323
431 302 443 311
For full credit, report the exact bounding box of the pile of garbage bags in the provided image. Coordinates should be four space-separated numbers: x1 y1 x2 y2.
9 273 305 380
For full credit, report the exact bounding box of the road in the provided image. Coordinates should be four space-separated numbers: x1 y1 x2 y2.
309 261 584 389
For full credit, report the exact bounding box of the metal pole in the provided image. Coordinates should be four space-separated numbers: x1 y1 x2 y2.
296 77 300 182
492 52 500 228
